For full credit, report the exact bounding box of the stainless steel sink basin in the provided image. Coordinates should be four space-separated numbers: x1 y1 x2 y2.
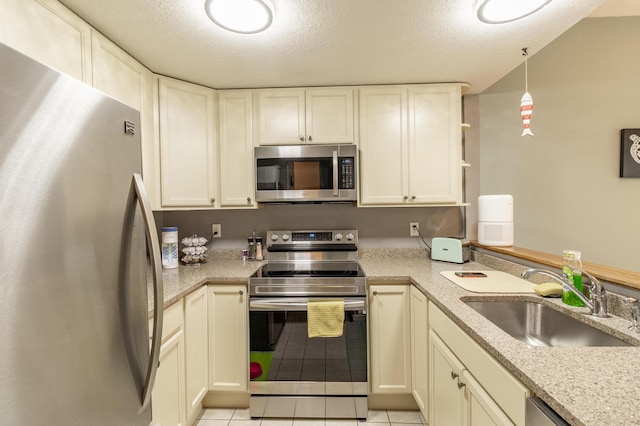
464 299 633 347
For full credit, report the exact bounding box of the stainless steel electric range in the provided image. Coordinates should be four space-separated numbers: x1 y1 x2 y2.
248 229 367 420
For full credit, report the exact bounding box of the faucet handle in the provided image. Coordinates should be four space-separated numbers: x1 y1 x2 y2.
624 298 640 333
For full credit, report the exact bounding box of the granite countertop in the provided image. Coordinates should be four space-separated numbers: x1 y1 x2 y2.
148 257 263 313
149 250 640 426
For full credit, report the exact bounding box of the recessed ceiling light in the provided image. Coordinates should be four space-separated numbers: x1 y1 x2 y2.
205 0 274 34
477 0 552 24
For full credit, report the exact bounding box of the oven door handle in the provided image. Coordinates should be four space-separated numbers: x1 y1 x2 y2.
249 298 365 312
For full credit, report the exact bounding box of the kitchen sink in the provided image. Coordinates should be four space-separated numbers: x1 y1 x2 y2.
464 299 633 347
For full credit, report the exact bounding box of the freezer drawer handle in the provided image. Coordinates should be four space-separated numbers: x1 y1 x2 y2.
128 173 164 409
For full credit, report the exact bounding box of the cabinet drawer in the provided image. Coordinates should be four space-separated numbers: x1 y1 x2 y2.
429 301 529 426
149 301 185 344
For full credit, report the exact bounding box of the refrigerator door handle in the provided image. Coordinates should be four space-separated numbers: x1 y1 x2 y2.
130 173 164 409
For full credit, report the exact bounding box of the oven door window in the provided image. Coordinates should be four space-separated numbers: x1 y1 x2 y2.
249 310 367 382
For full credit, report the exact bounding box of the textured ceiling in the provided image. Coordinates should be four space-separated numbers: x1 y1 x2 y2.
58 0 616 94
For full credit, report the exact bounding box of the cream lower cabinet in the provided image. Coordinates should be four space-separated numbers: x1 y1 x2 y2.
218 91 256 208
428 301 529 426
1 0 92 82
184 286 209 425
410 286 428 418
159 76 217 208
208 284 248 392
368 284 411 394
359 84 464 206
152 301 187 426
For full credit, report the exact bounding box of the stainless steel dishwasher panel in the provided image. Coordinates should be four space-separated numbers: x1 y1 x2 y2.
526 397 569 426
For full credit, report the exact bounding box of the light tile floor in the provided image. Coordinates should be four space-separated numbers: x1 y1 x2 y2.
195 408 425 426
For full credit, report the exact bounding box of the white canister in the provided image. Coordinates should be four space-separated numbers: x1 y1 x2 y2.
161 226 179 269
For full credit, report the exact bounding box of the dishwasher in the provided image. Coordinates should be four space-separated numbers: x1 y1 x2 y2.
526 397 570 426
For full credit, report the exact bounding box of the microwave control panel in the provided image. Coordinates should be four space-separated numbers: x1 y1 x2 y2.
339 157 355 189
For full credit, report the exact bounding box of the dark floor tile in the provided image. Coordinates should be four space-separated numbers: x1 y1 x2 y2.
301 370 326 381
325 370 351 382
276 370 302 380
302 358 325 370
280 358 303 370
326 358 350 371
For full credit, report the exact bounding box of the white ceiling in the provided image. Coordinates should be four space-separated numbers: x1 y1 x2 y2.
59 0 633 94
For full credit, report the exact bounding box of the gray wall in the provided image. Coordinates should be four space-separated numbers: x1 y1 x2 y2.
478 17 640 271
156 205 464 250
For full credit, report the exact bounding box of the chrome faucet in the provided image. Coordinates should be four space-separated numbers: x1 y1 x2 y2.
521 268 608 317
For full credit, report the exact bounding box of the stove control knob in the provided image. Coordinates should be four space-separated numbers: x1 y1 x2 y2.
270 233 279 241
335 233 344 241
346 233 354 241
282 233 290 241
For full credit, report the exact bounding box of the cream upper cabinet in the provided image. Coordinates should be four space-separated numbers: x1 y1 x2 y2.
208 284 248 392
2 0 92 83
218 91 256 208
358 87 408 205
90 30 159 208
159 76 217 208
257 88 354 145
410 286 429 418
368 284 411 394
408 85 462 204
184 286 209 425
359 84 464 206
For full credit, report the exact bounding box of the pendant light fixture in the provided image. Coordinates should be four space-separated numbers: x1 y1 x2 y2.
205 0 274 34
477 0 552 24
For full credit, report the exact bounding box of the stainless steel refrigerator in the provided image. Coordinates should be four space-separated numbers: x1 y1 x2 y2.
0 43 164 425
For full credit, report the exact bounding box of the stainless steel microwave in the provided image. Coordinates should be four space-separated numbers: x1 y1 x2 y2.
254 144 358 203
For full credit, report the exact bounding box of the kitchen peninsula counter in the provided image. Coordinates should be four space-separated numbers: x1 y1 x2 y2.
150 250 640 426
358 254 640 426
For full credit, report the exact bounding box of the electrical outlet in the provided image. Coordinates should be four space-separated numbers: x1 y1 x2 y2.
410 222 420 237
211 224 222 238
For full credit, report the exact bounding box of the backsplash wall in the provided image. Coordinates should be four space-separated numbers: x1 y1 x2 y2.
155 204 464 250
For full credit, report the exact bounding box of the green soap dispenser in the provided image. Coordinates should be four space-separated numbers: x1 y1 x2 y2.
562 249 584 306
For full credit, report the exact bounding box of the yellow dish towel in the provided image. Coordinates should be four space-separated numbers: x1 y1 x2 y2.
308 299 345 338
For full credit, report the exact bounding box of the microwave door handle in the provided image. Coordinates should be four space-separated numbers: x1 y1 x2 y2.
332 150 339 196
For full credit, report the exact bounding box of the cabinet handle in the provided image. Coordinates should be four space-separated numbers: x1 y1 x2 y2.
451 372 459 380
372 291 378 296
457 381 466 389
411 195 416 200
308 135 313 142
299 136 305 142
239 290 244 295
210 198 216 204
403 195 409 200
247 197 252 203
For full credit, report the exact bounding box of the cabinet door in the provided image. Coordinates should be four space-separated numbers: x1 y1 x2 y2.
159 77 217 207
408 85 461 204
208 284 248 392
184 287 209 424
410 286 429 417
463 370 515 426
359 87 408 205
218 91 256 208
369 284 411 393
305 88 354 144
90 30 159 208
429 330 464 426
257 90 305 145
152 329 186 426
3 0 92 82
